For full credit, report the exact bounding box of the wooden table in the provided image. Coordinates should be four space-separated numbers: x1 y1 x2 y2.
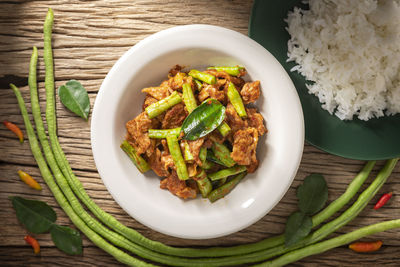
0 1 399 266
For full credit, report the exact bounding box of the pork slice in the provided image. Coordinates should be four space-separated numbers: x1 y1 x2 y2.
240 81 260 104
142 86 171 100
225 103 248 133
125 112 158 155
246 108 267 136
198 84 226 103
148 148 169 177
160 171 197 199
162 103 188 129
231 127 259 173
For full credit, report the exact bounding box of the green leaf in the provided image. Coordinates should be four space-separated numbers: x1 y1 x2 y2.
181 99 225 140
50 225 83 255
297 174 328 215
58 80 90 120
284 211 313 247
10 196 57 234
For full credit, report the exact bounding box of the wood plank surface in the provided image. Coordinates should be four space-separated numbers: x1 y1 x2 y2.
0 0 399 266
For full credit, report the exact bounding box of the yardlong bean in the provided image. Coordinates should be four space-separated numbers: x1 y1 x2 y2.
145 91 182 119
227 82 247 118
208 172 246 203
208 166 247 181
148 128 180 139
31 9 396 265
256 219 400 267
120 141 150 173
167 135 189 180
182 83 197 113
28 45 224 267
11 83 153 267
189 69 216 85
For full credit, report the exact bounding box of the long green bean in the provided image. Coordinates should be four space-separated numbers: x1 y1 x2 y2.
182 83 197 113
257 219 400 267
120 141 150 173
11 83 153 267
227 82 247 118
28 46 225 267
188 69 216 85
166 135 189 180
195 170 212 198
199 147 214 169
212 142 236 167
183 141 194 162
193 159 397 266
208 172 246 203
39 9 392 263
217 122 231 137
207 66 243 76
148 128 181 139
145 91 182 119
208 166 247 181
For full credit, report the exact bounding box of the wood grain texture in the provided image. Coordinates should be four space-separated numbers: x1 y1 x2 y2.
0 0 399 266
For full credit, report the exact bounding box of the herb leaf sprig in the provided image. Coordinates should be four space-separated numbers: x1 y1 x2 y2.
284 174 328 246
10 196 82 255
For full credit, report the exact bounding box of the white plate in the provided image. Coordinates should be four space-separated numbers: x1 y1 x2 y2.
91 25 304 239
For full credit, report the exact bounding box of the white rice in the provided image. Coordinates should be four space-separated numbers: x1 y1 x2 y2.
286 0 400 120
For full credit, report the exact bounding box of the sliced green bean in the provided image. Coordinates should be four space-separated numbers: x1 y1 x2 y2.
227 82 247 118
166 135 189 180
208 172 246 203
199 147 214 169
208 166 247 181
183 141 194 162
217 122 231 137
145 91 182 119
148 128 180 139
188 69 216 85
207 66 244 76
194 79 203 91
120 141 150 173
11 83 153 267
212 142 236 167
256 219 400 267
182 83 197 113
195 170 212 198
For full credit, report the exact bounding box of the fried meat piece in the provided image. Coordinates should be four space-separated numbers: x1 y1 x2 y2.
125 112 158 156
225 103 248 133
198 84 226 103
231 127 259 173
162 103 188 129
240 81 260 104
160 171 197 199
142 86 171 100
148 148 169 177
246 108 267 136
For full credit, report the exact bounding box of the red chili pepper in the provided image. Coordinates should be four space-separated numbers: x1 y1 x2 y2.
349 240 382 253
18 170 42 190
3 120 24 143
24 235 40 254
374 192 393 210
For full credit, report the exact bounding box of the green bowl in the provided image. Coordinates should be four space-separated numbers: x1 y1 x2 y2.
249 0 400 160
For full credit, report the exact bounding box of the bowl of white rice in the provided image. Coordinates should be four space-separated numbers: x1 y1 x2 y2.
249 0 400 160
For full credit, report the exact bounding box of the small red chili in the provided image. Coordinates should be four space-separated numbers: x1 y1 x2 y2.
349 240 382 253
24 235 40 254
374 192 393 210
3 120 24 143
